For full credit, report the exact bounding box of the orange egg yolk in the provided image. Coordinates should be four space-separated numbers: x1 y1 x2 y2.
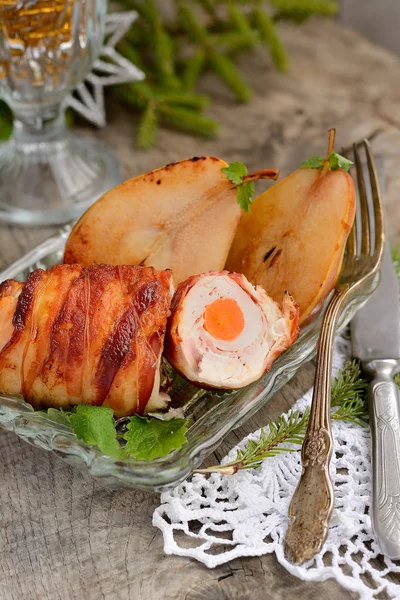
203 297 245 342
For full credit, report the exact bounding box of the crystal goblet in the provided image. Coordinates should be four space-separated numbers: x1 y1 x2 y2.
0 0 121 225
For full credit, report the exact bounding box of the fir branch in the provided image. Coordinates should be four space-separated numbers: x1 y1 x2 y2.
196 409 310 474
114 80 155 109
137 102 158 148
331 360 369 426
197 360 370 475
0 1 340 147
208 50 253 101
178 3 209 44
0 100 13 141
271 0 338 22
253 7 289 72
212 31 259 53
228 2 254 36
179 3 253 101
181 49 206 90
395 373 400 389
117 39 146 71
159 91 209 110
65 107 75 128
392 247 400 281
158 104 219 137
154 23 181 89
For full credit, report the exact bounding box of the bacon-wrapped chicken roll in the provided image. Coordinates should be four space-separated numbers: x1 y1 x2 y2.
0 264 173 416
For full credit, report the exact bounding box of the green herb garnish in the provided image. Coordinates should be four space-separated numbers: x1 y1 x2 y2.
222 161 255 212
301 152 353 173
38 406 188 461
300 128 353 173
70 405 121 458
33 245 400 465
197 360 370 475
122 415 188 460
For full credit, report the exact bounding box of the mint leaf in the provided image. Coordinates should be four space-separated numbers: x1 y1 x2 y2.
221 162 255 211
42 408 72 427
300 153 353 172
123 416 188 460
70 405 121 458
237 182 255 212
300 156 325 169
328 152 353 173
221 161 247 185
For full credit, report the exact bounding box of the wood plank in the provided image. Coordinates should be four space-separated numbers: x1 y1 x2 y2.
0 18 400 599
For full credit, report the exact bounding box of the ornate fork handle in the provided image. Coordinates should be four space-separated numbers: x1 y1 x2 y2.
284 289 347 564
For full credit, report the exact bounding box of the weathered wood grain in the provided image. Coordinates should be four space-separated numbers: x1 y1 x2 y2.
0 18 400 600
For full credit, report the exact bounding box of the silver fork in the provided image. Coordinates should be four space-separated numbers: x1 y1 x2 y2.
284 140 385 565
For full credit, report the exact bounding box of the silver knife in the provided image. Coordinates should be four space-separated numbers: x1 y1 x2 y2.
351 221 400 557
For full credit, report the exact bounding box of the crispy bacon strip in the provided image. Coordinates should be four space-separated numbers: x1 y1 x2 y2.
0 264 173 416
0 279 23 354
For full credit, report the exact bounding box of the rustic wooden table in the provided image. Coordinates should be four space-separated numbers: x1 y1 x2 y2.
0 18 400 600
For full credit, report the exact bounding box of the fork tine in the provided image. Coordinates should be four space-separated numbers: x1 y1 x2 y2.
364 139 385 265
341 147 357 268
344 222 357 266
353 143 370 255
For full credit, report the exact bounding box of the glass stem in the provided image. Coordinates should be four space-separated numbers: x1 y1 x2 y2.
12 103 67 147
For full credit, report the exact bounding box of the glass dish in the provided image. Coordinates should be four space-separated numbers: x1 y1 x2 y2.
0 227 378 491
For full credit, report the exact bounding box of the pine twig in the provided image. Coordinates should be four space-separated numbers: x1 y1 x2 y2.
212 31 259 54
330 360 368 426
137 102 158 148
159 91 209 110
0 100 13 141
196 408 310 474
181 49 206 90
253 7 289 72
228 2 254 37
271 0 338 22
392 247 400 281
197 360 370 475
208 50 253 102
178 3 253 102
158 104 219 137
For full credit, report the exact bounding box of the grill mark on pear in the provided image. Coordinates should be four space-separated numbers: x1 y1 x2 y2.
269 248 282 267
263 247 276 262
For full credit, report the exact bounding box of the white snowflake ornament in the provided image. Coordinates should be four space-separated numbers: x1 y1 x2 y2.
65 11 144 127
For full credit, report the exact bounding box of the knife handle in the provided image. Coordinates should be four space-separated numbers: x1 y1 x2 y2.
366 359 400 559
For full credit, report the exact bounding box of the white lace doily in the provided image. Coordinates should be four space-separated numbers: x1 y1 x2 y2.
153 335 400 600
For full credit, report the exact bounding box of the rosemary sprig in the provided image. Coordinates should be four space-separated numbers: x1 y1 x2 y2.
197 361 371 475
331 360 368 426
197 408 310 474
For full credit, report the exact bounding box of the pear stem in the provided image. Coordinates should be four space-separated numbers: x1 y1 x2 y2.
326 128 336 158
242 168 279 184
321 128 336 175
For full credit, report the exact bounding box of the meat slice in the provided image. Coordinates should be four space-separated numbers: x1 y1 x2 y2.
165 270 299 389
0 279 23 353
0 264 173 416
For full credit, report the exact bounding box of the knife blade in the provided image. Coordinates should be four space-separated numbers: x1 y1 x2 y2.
351 166 400 559
352 243 400 361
